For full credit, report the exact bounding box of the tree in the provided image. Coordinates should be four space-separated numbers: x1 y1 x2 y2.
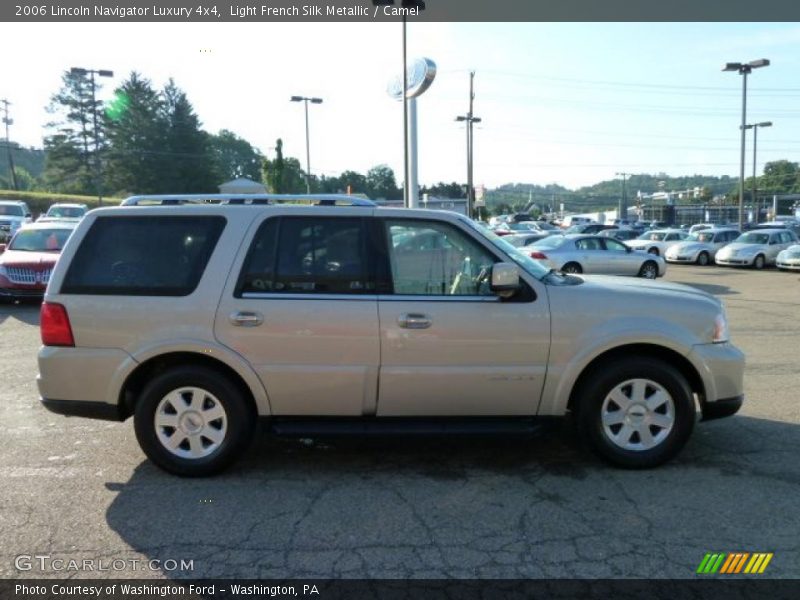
41 69 105 194
104 72 167 195
160 79 217 193
262 139 306 193
366 164 400 199
760 160 800 195
421 181 464 198
208 129 263 182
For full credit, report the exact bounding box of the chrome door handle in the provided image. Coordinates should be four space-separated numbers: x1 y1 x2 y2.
230 311 264 327
398 313 432 329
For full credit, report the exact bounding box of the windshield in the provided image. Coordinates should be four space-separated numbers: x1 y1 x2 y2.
737 232 769 244
9 228 72 252
687 232 714 242
532 235 567 249
460 217 551 280
536 222 557 230
0 205 24 217
637 232 666 241
46 205 86 218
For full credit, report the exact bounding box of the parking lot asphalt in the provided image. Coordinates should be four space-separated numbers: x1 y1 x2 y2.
1 265 798 580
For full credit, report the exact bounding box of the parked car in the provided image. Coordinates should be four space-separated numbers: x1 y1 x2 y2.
664 228 741 266
688 223 717 234
37 203 89 223
0 200 33 243
647 221 670 230
493 221 540 236
599 228 640 242
37 194 743 476
0 222 76 302
776 244 800 271
715 229 798 269
504 232 554 248
526 234 666 278
559 215 595 229
626 229 690 256
564 223 616 235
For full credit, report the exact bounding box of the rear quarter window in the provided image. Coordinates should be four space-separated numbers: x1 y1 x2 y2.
60 216 226 296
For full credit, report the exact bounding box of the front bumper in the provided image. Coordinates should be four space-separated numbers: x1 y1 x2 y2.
776 259 800 271
665 254 696 263
715 256 753 266
0 286 45 298
688 342 746 421
41 398 125 421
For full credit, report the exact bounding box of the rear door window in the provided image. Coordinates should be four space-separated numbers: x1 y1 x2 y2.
61 216 225 296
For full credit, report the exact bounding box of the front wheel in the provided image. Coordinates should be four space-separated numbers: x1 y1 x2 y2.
647 247 660 256
575 357 695 468
753 254 766 270
134 366 255 476
638 261 659 279
697 251 710 266
561 262 583 274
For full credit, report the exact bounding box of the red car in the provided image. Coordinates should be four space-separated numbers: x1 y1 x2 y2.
0 222 76 302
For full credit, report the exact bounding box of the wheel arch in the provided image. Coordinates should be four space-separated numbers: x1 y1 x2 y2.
117 350 268 420
566 343 705 413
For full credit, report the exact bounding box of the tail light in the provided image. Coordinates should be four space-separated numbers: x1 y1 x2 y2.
40 302 75 347
530 251 548 260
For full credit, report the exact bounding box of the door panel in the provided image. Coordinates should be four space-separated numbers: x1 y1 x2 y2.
376 218 550 416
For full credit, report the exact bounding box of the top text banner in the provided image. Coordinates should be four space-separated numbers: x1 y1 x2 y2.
4 0 800 22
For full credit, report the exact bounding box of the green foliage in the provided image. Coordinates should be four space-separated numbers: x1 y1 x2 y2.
759 160 800 194
0 189 121 216
366 164 400 199
420 182 464 198
208 129 264 182
262 139 306 193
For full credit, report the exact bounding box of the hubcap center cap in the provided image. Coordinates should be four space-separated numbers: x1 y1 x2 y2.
626 403 647 424
179 411 204 434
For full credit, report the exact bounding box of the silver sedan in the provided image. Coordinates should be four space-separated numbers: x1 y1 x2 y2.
776 244 800 271
664 228 740 266
523 234 667 278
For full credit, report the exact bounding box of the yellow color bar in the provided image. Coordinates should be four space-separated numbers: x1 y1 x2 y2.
758 553 773 574
744 554 760 574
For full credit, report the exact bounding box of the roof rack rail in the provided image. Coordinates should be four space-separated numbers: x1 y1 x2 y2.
120 194 376 207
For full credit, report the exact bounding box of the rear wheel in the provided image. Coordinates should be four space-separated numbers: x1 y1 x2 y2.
697 251 710 266
561 262 583 274
647 247 660 256
638 261 659 279
753 254 766 270
134 366 255 476
575 357 695 468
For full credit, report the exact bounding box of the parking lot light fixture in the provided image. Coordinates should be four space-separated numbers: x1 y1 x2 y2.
290 95 324 194
71 66 114 206
741 121 773 223
722 59 769 230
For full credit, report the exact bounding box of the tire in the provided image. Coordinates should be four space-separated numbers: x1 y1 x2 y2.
753 254 765 270
647 247 660 256
561 262 583 274
638 261 659 279
574 357 695 468
134 366 255 477
697 251 710 266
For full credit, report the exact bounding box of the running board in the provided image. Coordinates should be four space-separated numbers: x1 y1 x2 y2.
265 417 558 437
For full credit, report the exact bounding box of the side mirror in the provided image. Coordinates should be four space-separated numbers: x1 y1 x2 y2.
491 262 520 296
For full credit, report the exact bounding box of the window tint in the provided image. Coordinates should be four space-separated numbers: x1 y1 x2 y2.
603 238 628 252
239 217 371 295
575 237 603 250
386 220 496 296
61 216 225 296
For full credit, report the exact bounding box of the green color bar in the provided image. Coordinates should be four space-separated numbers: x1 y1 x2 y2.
710 553 726 573
697 553 713 574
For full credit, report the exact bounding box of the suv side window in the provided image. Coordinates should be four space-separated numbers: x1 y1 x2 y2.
385 220 495 296
61 216 225 296
238 216 372 296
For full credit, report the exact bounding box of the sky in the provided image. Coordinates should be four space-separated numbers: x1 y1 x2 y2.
1 21 800 190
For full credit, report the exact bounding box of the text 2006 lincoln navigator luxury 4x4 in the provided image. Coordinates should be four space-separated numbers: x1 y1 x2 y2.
37 195 745 476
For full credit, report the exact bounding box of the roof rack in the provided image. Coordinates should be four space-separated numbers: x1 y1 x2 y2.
120 194 376 207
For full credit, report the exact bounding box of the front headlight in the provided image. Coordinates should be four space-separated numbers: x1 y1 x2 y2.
713 311 729 343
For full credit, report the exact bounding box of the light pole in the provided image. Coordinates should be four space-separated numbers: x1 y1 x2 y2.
742 121 772 223
71 67 113 206
290 95 323 194
456 72 481 220
723 59 769 230
615 172 629 221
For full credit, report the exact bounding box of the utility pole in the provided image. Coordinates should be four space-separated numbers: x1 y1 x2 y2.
1 99 18 190
456 71 481 219
615 172 629 221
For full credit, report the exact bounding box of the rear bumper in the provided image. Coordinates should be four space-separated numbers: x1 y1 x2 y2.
40 398 125 422
701 394 744 421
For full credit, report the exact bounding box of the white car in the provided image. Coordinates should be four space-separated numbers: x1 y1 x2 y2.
664 228 740 266
776 244 800 271
626 229 689 256
36 203 89 223
715 229 798 269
